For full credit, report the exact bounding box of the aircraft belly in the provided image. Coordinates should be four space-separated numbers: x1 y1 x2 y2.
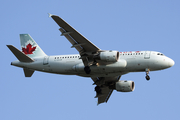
50 60 80 74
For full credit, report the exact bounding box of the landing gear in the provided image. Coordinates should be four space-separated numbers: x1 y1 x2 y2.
145 68 150 81
84 66 91 74
146 75 150 80
94 86 102 98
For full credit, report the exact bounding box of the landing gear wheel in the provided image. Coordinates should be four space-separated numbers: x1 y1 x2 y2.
95 86 102 94
84 66 91 74
145 68 150 81
94 86 102 98
146 75 150 81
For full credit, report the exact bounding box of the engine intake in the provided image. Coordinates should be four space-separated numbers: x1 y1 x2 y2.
94 51 119 62
115 80 135 92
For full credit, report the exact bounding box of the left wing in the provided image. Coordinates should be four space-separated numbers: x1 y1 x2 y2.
50 14 102 66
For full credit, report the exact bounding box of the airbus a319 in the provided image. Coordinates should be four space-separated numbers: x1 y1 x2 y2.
7 14 175 105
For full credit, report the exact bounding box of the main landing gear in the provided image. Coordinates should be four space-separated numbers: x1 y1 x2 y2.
94 86 102 98
84 66 91 74
145 68 150 81
93 77 105 98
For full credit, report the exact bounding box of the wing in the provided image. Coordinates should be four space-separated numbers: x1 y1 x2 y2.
98 87 113 105
50 14 102 66
92 76 121 105
50 14 100 53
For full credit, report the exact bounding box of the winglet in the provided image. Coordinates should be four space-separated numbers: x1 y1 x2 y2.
48 13 53 17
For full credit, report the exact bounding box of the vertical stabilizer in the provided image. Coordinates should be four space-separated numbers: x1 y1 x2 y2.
20 34 46 58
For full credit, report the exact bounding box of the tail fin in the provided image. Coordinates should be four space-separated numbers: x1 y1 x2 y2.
20 34 46 58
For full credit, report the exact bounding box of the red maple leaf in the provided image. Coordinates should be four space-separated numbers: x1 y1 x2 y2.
22 43 36 55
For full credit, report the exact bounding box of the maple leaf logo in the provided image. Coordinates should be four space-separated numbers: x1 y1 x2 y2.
22 43 36 55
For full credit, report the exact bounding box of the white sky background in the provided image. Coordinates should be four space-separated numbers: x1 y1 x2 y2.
0 0 180 120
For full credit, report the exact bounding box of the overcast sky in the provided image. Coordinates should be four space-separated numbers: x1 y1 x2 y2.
1 0 180 120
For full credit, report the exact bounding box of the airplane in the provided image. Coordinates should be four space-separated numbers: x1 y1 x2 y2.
7 14 175 105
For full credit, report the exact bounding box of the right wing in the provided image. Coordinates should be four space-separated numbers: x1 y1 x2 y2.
92 76 121 105
97 87 113 105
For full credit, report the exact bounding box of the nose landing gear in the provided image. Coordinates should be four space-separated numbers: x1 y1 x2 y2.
145 68 150 81
146 75 150 80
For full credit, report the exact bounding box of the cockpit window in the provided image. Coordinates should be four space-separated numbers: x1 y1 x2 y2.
157 53 164 56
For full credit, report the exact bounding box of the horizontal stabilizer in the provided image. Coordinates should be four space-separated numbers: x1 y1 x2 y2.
7 45 34 62
23 68 34 77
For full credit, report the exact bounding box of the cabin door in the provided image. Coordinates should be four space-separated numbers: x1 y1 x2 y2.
144 51 151 59
43 56 49 65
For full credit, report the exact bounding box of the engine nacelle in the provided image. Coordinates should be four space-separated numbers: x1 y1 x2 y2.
95 51 119 62
115 80 135 92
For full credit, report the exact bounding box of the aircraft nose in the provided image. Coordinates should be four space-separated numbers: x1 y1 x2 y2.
168 58 175 67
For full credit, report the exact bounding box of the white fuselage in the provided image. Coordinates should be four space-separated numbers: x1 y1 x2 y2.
11 51 174 77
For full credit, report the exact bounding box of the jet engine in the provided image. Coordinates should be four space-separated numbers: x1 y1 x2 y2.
115 80 135 92
94 51 119 62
